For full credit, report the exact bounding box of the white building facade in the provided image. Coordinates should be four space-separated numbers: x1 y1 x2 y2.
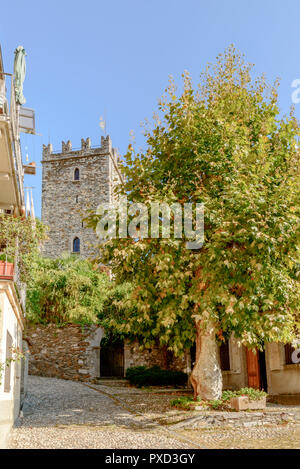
0 44 34 448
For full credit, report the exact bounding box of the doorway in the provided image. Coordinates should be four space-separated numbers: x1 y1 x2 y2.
258 350 268 392
100 339 124 377
246 348 268 391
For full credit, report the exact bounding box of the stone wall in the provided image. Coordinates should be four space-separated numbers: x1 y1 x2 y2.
25 324 190 382
25 324 104 382
41 135 120 258
124 342 190 373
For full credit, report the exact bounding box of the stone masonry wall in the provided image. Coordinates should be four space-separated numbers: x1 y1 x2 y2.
25 324 190 382
41 135 120 258
25 324 104 382
124 342 190 373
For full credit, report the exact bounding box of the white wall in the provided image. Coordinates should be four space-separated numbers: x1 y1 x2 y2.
0 282 24 448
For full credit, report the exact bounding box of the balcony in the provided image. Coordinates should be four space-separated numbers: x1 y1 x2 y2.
0 68 36 214
0 73 24 212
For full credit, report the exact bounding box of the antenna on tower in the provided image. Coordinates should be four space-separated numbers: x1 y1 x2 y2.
99 114 106 137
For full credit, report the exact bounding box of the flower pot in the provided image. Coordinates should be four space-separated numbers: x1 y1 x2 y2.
230 395 266 411
0 261 14 280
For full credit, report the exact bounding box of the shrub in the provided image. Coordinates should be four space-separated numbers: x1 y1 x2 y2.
170 387 268 411
26 255 111 324
235 387 268 400
208 399 225 410
170 396 194 409
125 365 147 381
126 365 187 387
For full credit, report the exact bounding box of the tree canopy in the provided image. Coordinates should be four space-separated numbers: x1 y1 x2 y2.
86 46 300 355
26 255 110 324
26 254 134 331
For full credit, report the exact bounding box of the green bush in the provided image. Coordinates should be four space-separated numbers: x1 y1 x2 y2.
125 365 147 381
170 396 194 409
26 255 111 324
170 387 268 411
126 365 187 387
234 387 268 400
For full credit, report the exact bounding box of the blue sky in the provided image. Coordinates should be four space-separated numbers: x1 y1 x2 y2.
1 0 300 217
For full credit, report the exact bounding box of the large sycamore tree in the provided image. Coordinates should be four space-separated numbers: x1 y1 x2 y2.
87 47 300 399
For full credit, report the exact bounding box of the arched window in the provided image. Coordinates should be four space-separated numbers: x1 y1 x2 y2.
74 168 80 180
73 237 80 253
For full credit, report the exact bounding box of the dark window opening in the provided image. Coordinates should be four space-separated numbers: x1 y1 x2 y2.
74 168 80 180
285 344 296 365
75 195 78 203
220 341 230 371
73 237 80 253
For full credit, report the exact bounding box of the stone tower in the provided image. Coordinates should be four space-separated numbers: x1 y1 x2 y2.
41 135 119 258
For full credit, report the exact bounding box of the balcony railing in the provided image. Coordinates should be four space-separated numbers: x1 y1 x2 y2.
0 72 24 206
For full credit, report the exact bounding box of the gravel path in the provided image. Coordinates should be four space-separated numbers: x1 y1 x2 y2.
8 376 300 449
8 376 197 449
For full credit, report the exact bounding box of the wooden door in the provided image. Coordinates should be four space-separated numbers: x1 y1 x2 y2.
246 348 260 389
100 341 124 377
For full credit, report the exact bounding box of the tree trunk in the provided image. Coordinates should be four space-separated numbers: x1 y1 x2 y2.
190 320 222 400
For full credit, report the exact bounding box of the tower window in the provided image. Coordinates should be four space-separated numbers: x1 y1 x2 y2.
73 237 80 253
75 195 79 203
74 168 80 180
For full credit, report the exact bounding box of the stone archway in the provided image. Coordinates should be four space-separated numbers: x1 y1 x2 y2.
86 327 105 379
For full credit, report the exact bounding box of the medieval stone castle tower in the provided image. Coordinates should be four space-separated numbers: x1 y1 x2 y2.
41 135 119 258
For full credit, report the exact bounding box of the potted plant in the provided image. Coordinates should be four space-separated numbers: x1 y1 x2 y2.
0 254 15 280
229 388 267 411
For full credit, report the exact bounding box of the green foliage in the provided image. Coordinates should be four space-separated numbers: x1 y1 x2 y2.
125 365 147 380
221 390 238 402
208 399 224 410
0 253 14 263
125 365 188 387
208 388 268 409
0 215 47 281
86 45 300 354
170 387 267 410
0 347 24 386
170 395 194 409
26 255 111 325
99 281 136 340
229 387 267 400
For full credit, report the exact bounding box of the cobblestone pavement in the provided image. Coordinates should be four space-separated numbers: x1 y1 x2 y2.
8 376 197 449
8 376 300 449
